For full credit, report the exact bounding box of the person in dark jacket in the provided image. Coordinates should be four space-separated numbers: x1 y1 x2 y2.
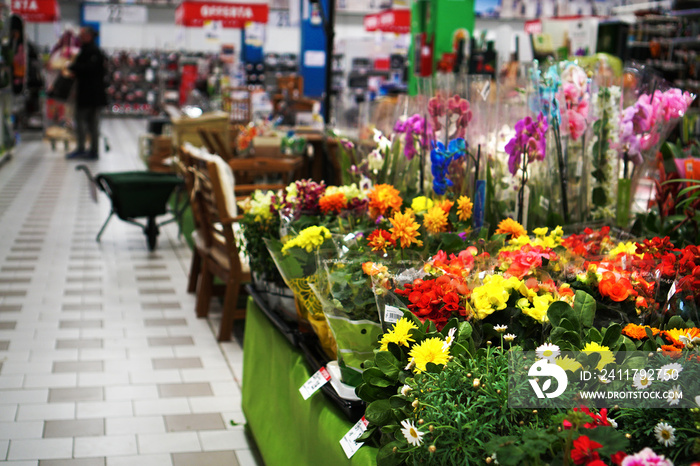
65 27 107 160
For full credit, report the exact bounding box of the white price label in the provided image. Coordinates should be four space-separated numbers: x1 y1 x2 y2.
539 196 550 211
299 367 331 400
384 305 403 324
340 416 369 458
576 160 584 177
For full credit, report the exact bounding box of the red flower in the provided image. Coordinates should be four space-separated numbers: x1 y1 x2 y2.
367 229 395 254
396 276 468 330
611 451 627 465
570 435 602 465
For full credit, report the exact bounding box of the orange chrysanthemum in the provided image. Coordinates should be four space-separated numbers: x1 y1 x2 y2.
390 210 422 249
496 218 526 238
362 261 388 276
368 184 402 219
423 205 449 234
434 199 454 214
621 323 660 340
367 229 396 254
319 192 347 214
457 196 473 221
663 328 700 348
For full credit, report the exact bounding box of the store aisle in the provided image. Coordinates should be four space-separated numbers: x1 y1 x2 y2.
0 119 261 466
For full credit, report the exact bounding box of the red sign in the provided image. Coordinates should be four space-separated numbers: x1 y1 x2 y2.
524 19 542 35
363 13 378 32
365 8 410 34
175 1 268 28
11 0 59 22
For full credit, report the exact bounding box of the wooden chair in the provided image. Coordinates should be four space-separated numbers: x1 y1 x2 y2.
197 127 235 162
228 155 303 190
185 145 251 341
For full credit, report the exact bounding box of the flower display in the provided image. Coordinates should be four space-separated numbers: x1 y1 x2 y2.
368 183 402 219
559 62 591 141
408 336 451 373
389 210 423 249
281 225 331 253
400 419 424 446
653 422 676 447
378 317 417 351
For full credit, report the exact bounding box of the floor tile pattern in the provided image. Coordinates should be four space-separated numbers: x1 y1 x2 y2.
0 121 259 465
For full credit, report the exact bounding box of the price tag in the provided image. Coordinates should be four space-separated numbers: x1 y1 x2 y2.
539 196 550 211
384 305 403 324
340 416 369 458
576 160 584 177
299 367 331 400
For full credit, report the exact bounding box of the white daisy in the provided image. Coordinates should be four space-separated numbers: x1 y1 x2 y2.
632 371 653 390
493 324 508 333
400 419 424 446
679 334 700 349
503 333 516 342
598 374 611 384
400 384 411 396
659 363 683 381
442 328 456 351
535 343 560 362
608 417 618 429
667 385 683 406
653 421 676 447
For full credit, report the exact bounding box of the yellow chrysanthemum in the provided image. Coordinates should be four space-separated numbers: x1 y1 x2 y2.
411 196 433 214
390 210 423 248
423 206 449 234
556 355 582 372
582 341 615 370
457 196 473 221
496 218 527 238
408 337 450 373
281 226 331 253
368 184 403 219
533 227 548 236
379 318 418 351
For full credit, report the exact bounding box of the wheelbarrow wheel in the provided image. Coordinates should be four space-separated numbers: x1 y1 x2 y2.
146 217 159 251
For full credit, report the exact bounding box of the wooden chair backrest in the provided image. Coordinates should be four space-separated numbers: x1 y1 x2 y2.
228 155 303 194
185 147 244 276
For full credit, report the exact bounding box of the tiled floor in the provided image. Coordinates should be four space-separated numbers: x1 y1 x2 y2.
0 120 261 465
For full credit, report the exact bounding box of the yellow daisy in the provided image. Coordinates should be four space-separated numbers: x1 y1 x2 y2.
582 341 615 370
496 218 527 238
423 205 449 234
456 196 473 221
390 210 423 248
379 318 418 351
408 337 450 373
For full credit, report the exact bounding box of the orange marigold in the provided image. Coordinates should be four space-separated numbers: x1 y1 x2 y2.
368 184 402 219
435 199 454 214
661 344 682 353
319 192 347 214
423 206 449 234
663 328 700 348
390 210 423 249
496 218 526 238
621 323 660 340
457 196 473 221
367 229 395 254
362 261 388 276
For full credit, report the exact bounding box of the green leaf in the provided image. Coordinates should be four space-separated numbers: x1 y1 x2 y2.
450 341 467 358
362 367 394 388
375 351 401 380
365 399 393 425
559 318 577 332
376 440 405 466
356 426 376 443
547 301 573 327
585 427 629 457
592 187 607 206
602 323 622 349
389 395 408 409
574 290 596 328
666 315 687 330
458 321 473 341
620 335 637 352
586 327 603 344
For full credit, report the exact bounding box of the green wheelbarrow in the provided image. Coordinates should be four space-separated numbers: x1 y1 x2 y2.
76 165 186 251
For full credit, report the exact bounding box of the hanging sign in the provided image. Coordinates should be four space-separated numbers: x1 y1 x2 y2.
11 0 59 23
83 4 147 24
363 13 378 32
175 1 269 28
364 9 410 34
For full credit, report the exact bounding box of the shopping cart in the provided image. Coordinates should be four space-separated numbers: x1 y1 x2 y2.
76 164 186 251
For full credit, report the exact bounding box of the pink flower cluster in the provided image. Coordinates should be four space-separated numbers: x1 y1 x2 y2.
560 64 590 141
427 94 472 139
394 114 429 161
619 88 695 165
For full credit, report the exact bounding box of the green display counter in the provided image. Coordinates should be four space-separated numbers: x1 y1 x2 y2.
242 297 378 466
